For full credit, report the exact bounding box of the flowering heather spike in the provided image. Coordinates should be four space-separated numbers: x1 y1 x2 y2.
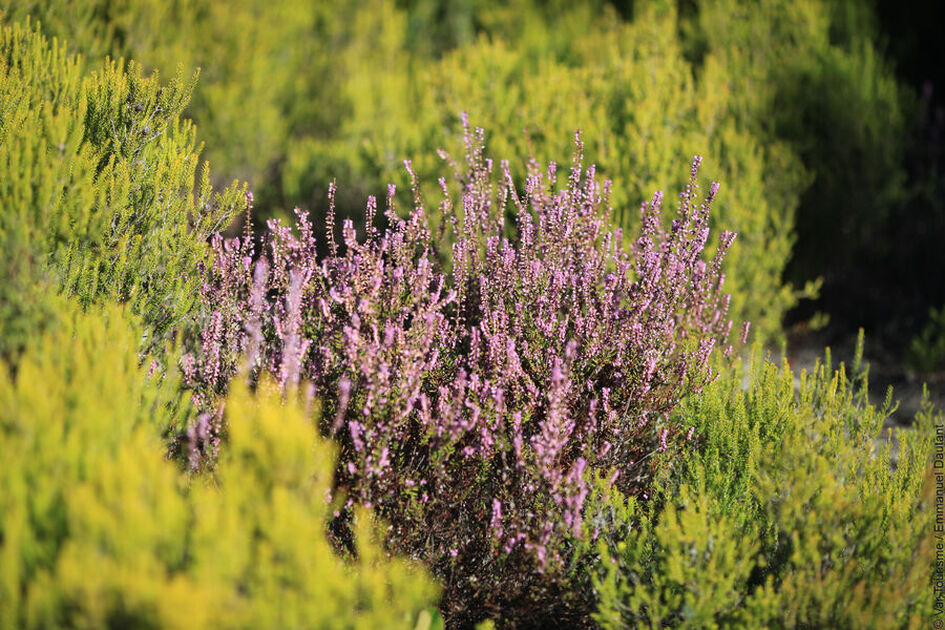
404 159 424 212
708 181 721 202
491 499 504 539
243 190 255 247
570 131 584 191
366 195 377 241
279 270 308 390
245 258 269 373
188 123 740 623
691 155 703 176
326 180 338 257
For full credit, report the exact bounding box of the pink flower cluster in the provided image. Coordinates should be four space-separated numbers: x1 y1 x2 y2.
183 120 738 621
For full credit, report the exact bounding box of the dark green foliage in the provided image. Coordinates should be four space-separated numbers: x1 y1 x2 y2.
909 306 945 374
0 20 243 360
594 337 936 628
684 0 917 331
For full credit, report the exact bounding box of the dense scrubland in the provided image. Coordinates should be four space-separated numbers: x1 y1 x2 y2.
0 1 942 628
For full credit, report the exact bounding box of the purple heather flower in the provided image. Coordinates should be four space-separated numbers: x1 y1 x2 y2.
185 120 739 593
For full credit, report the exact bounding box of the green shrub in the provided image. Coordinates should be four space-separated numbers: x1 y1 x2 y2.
688 0 910 320
6 1 800 341
0 303 439 629
287 0 800 342
594 337 936 628
0 19 243 360
908 306 945 374
0 0 351 204
11 0 917 341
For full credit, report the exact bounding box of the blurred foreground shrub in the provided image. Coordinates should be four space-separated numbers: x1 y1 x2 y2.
0 303 438 629
594 337 936 628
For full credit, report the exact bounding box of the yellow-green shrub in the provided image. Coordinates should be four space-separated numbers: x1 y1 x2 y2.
594 339 936 628
0 19 243 360
10 0 916 341
287 0 800 341
689 0 909 319
0 0 352 201
0 303 439 629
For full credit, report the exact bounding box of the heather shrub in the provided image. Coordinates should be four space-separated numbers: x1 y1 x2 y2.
186 124 740 625
0 302 438 629
0 20 243 360
594 337 936 628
